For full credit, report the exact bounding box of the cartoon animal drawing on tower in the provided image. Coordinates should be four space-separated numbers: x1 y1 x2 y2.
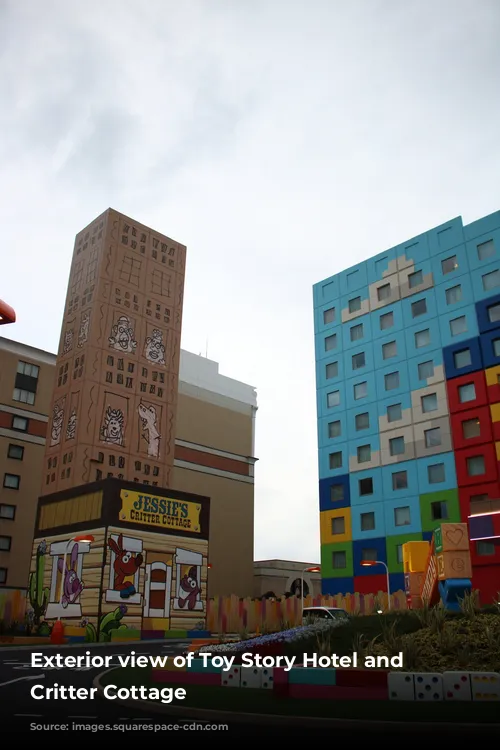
108 534 143 599
78 311 90 348
138 402 161 458
50 401 65 447
58 544 84 608
108 315 137 353
101 406 125 446
144 329 166 365
62 328 74 355
66 408 77 440
178 567 201 610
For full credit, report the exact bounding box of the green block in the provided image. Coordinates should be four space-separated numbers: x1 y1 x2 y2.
434 526 443 553
165 629 188 639
419 490 461 535
111 628 141 641
321 542 353 578
386 532 423 574
188 657 221 674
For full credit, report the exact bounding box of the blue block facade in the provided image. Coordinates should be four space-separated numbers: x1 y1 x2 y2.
314 210 500 597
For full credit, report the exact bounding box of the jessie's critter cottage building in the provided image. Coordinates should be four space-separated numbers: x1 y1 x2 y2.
27 477 210 639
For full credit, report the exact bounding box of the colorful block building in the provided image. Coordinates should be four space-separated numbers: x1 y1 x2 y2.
313 210 500 603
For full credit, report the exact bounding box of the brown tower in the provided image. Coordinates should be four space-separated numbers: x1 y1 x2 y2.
41 208 186 495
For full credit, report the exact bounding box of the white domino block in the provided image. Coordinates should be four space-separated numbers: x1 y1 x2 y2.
261 667 274 689
414 673 443 701
470 672 500 701
388 672 415 701
241 666 264 688
221 666 241 688
443 671 472 701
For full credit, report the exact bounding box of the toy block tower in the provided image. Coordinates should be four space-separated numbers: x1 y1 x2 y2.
41 209 186 495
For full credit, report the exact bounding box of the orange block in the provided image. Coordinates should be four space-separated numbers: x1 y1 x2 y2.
407 595 423 609
405 572 423 596
436 550 472 581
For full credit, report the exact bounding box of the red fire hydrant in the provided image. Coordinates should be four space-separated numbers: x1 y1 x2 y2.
50 620 65 645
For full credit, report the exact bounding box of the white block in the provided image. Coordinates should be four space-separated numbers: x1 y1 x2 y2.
221 666 241 687
261 667 274 689
414 673 443 701
388 672 415 701
443 671 472 701
241 666 264 688
470 672 500 701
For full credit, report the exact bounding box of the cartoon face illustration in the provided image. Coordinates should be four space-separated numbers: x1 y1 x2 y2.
78 311 90 348
62 329 74 355
109 315 137 353
108 533 143 598
177 566 201 610
144 329 165 365
138 402 160 458
57 543 84 608
101 407 125 445
50 403 65 446
65 408 77 441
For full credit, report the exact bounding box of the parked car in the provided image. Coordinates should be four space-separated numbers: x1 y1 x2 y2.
302 606 349 622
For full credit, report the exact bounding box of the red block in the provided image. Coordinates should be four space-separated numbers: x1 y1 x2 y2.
472 564 500 603
141 630 165 640
273 683 290 697
152 670 221 685
273 666 288 685
458 482 500 522
454 442 498 487
289 684 387 700
353 574 388 595
335 668 389 688
450 406 493 451
446 371 487 414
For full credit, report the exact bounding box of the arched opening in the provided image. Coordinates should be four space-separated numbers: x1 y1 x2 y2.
289 578 309 598
261 591 277 600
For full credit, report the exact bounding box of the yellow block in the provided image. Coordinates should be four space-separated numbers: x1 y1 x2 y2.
320 507 352 544
485 365 500 387
490 404 500 424
402 541 429 573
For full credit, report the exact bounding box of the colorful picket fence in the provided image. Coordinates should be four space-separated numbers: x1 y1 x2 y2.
0 588 27 627
206 590 407 634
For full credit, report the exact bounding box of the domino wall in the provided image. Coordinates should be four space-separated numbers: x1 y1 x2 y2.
313 211 500 602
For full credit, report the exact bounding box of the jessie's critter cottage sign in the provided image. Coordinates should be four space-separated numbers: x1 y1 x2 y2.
27 477 210 641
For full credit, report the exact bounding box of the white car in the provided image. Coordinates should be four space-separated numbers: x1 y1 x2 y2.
302 606 349 622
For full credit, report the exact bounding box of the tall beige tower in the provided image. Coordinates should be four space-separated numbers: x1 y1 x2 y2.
41 208 186 495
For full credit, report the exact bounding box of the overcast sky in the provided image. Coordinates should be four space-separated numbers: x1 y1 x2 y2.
1 0 500 563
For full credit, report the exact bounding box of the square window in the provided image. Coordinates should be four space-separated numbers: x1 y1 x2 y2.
357 444 371 463
331 516 345 535
458 383 476 403
13 388 35 405
411 298 427 318
396 545 403 564
0 568 6 585
394 506 411 526
450 316 467 336
333 551 346 569
482 269 500 292
3 473 20 490
414 329 430 348
467 455 485 476
428 463 445 484
352 352 365 370
361 548 377 562
477 240 495 261
382 340 397 359
477 541 495 556
385 371 399 390
389 436 405 456
329 452 342 470
325 334 337 352
350 323 363 341
494 339 500 357
328 420 341 439
454 349 471 369
387 403 402 422
355 412 369 431
359 477 373 496
354 381 367 400
392 471 408 490
421 393 438 413
323 307 335 324
488 303 500 323
12 416 28 432
418 360 434 380
408 270 423 288
327 390 340 408
431 501 448 521
380 311 394 330
331 485 344 502
462 418 481 439
442 255 457 274
325 361 338 379
445 285 462 305
424 427 441 448
349 296 361 313
0 504 15 520
377 284 391 301
0 536 12 551
360 512 375 531
7 444 24 460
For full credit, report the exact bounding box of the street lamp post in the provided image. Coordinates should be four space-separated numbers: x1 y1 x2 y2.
301 566 321 622
58 534 95 616
361 560 391 610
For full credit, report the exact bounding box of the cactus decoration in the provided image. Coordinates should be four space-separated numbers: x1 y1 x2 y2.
98 604 128 642
28 541 50 627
